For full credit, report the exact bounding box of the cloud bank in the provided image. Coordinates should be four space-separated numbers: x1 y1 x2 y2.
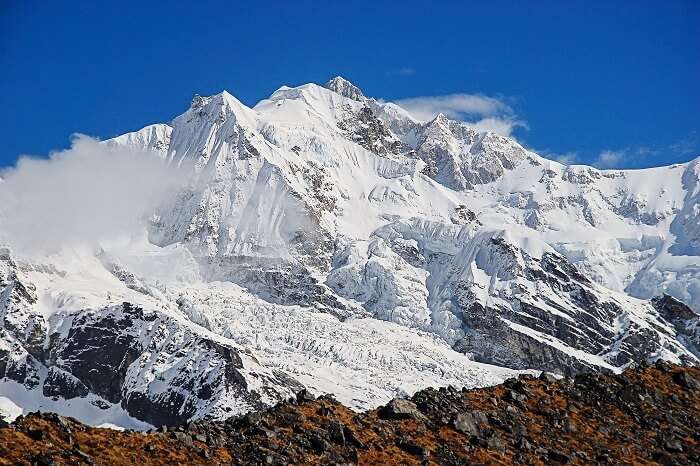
392 93 526 136
0 135 187 255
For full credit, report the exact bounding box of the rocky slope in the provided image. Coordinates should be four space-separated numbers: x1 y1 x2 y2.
1 76 699 428
1 363 698 465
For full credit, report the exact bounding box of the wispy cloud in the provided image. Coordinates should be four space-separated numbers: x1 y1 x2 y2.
595 149 626 168
392 93 525 137
532 147 580 165
386 67 417 77
669 132 698 156
552 152 579 165
468 117 526 137
593 134 699 169
394 94 509 120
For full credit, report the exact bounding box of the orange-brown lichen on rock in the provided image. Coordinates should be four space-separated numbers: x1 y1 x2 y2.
1 363 698 465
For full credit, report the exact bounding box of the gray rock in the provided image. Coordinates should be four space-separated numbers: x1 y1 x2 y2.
539 372 559 384
673 371 699 391
397 440 427 457
379 399 426 421
453 411 489 436
172 431 194 447
547 449 571 464
619 386 642 403
663 436 684 453
516 436 532 450
486 435 505 452
73 448 94 465
296 389 316 403
506 389 528 404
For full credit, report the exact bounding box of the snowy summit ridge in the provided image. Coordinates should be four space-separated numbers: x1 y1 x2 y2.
324 76 367 101
1 77 699 428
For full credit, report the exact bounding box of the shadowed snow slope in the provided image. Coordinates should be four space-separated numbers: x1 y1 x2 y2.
0 77 698 427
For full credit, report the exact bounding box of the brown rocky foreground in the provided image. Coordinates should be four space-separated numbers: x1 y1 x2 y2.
0 362 698 465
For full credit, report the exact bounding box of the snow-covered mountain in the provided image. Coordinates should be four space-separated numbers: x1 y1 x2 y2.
1 77 699 427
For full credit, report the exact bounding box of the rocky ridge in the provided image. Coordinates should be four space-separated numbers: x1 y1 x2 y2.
0 364 698 465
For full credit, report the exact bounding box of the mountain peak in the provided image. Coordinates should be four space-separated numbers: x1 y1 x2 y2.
435 112 451 123
184 90 257 126
190 90 245 108
425 112 451 130
324 76 366 102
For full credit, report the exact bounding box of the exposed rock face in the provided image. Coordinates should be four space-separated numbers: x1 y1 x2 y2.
324 76 366 101
337 106 407 157
0 250 291 427
452 244 699 375
328 217 699 377
0 251 42 356
44 301 268 426
653 294 700 356
2 365 698 465
414 114 528 190
56 302 274 426
42 367 90 400
0 249 44 390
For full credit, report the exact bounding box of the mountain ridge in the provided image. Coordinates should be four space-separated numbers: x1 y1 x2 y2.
0 76 698 428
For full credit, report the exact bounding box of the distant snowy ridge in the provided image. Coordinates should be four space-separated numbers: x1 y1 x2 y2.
0 76 698 428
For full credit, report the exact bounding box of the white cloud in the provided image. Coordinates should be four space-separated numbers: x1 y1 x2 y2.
394 94 509 121
0 135 188 255
468 117 525 137
595 149 626 169
392 93 525 137
554 152 579 165
530 148 579 165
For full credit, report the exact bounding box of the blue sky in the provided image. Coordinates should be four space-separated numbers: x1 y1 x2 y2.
1 0 698 169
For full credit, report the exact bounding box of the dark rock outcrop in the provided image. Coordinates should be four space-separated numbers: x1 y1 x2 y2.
1 364 698 465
